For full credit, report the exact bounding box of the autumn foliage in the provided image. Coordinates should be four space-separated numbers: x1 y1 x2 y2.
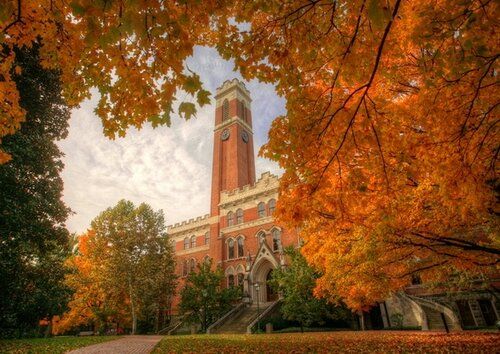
1 1 498 312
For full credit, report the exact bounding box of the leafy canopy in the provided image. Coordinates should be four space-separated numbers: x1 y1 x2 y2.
1 0 498 311
179 260 241 332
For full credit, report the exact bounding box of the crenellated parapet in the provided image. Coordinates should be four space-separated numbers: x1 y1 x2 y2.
167 213 216 238
220 172 279 209
215 78 251 103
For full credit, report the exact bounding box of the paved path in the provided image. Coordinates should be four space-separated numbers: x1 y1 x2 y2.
67 336 163 354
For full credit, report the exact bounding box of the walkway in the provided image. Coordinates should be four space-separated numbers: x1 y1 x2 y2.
67 335 163 354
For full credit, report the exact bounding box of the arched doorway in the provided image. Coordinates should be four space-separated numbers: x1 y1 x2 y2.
266 269 278 302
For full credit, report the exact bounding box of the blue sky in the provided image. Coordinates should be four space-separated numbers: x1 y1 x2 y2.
57 46 285 234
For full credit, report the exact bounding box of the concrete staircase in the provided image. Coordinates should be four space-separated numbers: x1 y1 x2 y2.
214 302 273 334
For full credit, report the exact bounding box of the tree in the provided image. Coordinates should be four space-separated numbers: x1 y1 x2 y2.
179 260 240 332
0 45 71 337
1 1 498 311
270 247 351 332
59 200 177 334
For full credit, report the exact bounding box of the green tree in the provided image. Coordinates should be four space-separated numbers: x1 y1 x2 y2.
89 200 177 334
270 247 351 332
0 45 71 338
179 260 240 332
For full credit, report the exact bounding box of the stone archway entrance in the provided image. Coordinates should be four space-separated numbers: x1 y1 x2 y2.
249 258 279 303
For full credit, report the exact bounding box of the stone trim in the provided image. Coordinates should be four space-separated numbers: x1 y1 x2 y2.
221 216 275 233
175 244 210 256
214 116 253 133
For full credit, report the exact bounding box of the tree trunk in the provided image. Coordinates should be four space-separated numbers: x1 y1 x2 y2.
359 311 365 331
128 278 137 335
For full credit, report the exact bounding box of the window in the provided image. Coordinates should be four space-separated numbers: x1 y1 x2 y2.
237 236 244 258
272 229 281 252
268 199 276 215
228 274 235 287
203 255 211 264
236 209 243 224
189 258 196 273
204 231 210 245
227 211 234 227
184 237 189 250
182 260 188 276
222 99 229 121
257 231 266 245
257 202 266 218
237 273 244 287
240 101 246 122
228 238 235 259
190 235 196 248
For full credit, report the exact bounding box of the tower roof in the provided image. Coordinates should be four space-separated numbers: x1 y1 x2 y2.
215 78 251 101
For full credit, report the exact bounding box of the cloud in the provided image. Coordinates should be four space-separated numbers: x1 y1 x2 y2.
58 46 286 234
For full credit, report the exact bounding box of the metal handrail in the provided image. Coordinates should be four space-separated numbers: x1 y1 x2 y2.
206 302 246 334
246 300 280 334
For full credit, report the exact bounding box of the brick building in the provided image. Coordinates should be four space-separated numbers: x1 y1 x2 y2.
167 79 499 332
167 79 300 312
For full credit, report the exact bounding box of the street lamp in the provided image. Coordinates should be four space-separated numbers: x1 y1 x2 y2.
201 289 208 332
254 282 260 333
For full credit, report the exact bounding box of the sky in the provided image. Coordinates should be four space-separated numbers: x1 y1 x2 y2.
57 46 286 234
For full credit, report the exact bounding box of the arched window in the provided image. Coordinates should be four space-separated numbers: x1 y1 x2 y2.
184 237 189 250
228 274 235 287
236 209 243 224
228 238 235 259
222 99 229 121
237 236 244 258
204 231 210 245
268 199 276 215
240 101 246 122
257 202 266 218
257 231 266 245
227 211 234 227
190 235 196 248
237 273 244 287
182 260 188 276
190 258 196 273
272 229 281 252
203 255 211 264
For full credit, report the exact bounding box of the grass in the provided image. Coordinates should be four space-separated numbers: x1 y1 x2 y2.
0 336 119 354
152 331 500 353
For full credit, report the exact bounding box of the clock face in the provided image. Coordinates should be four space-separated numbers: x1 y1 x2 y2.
241 130 249 143
221 129 230 141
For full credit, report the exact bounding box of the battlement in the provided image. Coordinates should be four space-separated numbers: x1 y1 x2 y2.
220 172 279 206
167 213 211 235
215 78 251 101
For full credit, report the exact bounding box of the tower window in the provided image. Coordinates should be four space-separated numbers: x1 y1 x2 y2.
222 99 229 121
240 101 246 122
237 236 244 258
184 237 189 250
228 238 235 259
272 229 281 252
190 235 196 248
268 199 276 215
227 211 234 227
204 231 210 245
257 202 266 218
236 209 243 224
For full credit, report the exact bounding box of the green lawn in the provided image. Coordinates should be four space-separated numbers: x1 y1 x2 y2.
153 331 500 353
0 336 119 354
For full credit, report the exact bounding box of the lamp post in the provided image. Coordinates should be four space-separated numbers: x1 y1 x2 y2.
254 282 260 333
201 289 208 332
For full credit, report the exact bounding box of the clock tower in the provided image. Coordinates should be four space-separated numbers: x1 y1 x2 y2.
210 79 256 217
